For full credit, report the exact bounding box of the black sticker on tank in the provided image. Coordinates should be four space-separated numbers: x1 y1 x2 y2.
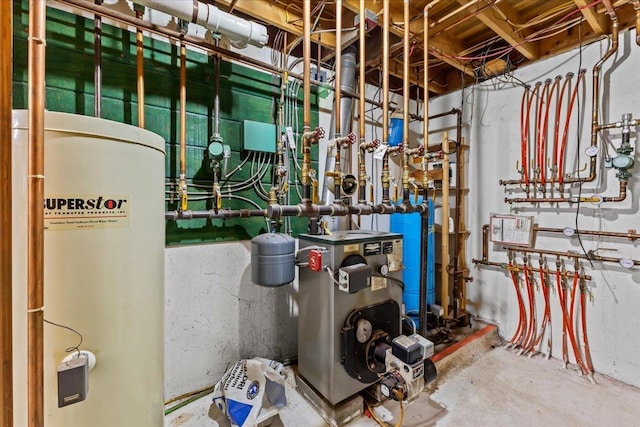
363 242 382 256
382 241 394 254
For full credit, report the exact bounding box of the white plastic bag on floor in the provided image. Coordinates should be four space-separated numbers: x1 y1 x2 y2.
209 358 287 427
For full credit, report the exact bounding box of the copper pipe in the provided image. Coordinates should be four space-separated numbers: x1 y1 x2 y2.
401 0 410 202
587 11 619 182
422 4 431 192
382 0 389 144
380 0 390 204
381 146 400 204
536 224 639 241
94 0 102 117
301 0 313 202
504 245 640 267
0 0 13 424
357 0 367 203
602 180 628 202
358 0 365 140
335 1 342 137
334 0 343 198
27 0 46 425
179 39 188 211
504 180 627 204
632 0 640 46
303 0 311 130
472 260 592 281
136 6 145 128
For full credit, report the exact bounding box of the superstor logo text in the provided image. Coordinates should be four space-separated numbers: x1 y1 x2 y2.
44 197 127 211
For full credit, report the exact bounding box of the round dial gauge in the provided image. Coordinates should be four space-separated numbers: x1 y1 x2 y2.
356 318 373 343
585 146 599 157
619 258 635 269
563 227 576 237
379 264 389 276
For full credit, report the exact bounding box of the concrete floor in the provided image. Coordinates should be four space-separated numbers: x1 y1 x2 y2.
165 328 640 427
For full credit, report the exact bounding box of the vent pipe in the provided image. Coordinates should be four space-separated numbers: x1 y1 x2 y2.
133 0 268 48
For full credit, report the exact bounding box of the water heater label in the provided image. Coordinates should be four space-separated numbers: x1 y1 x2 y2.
44 195 130 231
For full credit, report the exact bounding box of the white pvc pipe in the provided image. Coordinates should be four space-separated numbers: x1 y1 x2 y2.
134 0 268 48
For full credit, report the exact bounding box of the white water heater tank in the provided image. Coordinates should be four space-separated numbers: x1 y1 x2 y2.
12 110 165 426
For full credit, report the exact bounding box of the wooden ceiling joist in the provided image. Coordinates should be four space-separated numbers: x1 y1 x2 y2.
457 0 540 61
572 0 609 35
216 0 337 49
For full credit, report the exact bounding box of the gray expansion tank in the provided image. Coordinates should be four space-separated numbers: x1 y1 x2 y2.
251 232 295 287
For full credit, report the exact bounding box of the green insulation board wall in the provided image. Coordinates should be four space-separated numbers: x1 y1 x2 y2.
12 0 320 245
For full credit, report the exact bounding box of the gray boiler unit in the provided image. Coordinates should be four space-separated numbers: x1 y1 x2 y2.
297 231 406 405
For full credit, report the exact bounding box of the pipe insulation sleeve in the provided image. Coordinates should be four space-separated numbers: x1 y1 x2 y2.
134 0 268 48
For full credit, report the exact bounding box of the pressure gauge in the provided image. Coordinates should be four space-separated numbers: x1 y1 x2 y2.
563 227 576 237
356 318 373 343
619 258 635 269
585 146 599 157
379 264 390 276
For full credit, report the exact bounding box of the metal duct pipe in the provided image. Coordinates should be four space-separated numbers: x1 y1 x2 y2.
133 0 268 48
323 46 358 204
402 0 410 203
27 0 46 425
0 0 13 424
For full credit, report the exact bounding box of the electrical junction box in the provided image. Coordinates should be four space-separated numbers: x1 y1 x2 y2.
242 120 276 153
57 356 88 407
392 335 423 365
338 263 372 293
309 249 323 272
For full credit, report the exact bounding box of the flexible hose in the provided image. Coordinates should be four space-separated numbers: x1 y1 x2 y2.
520 87 529 184
552 76 571 176
508 269 526 346
540 78 559 184
558 70 585 184
531 268 551 354
520 264 536 353
580 285 594 375
557 270 589 374
523 84 540 186
556 268 568 364
535 80 550 184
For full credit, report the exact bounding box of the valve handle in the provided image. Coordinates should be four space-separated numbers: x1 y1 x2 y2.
347 132 357 145
315 127 325 139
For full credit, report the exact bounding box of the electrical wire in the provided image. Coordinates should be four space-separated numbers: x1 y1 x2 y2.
44 319 83 358
433 0 603 62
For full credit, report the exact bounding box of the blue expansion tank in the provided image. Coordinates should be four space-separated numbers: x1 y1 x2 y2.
390 197 435 318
